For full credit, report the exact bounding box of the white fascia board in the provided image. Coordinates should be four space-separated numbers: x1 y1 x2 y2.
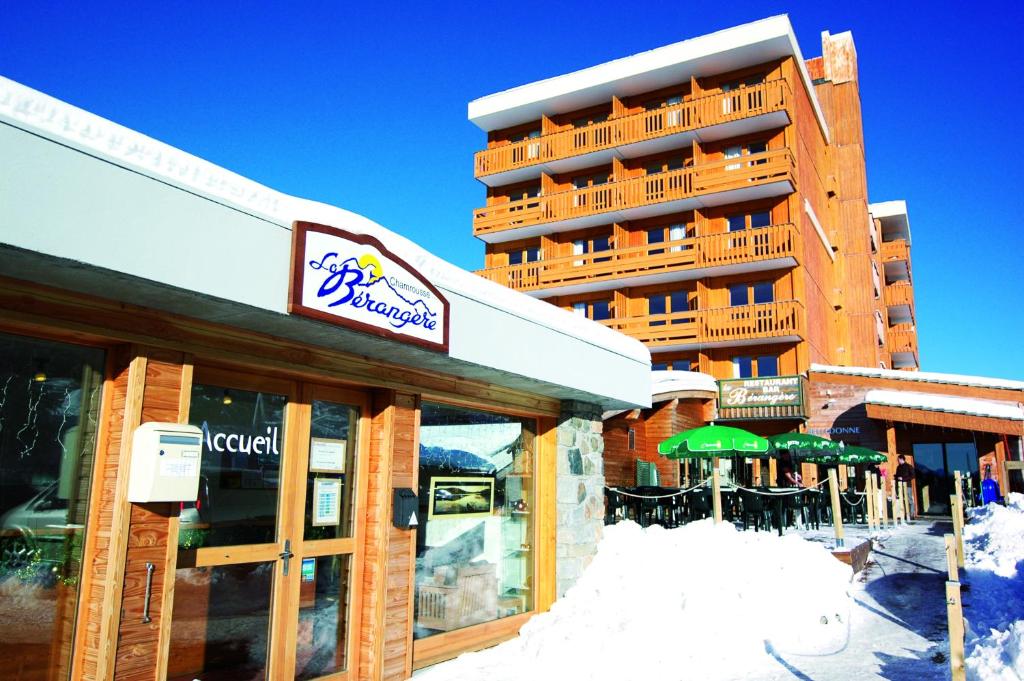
865 390 1024 421
468 15 830 143
811 364 1024 392
0 76 652 409
804 199 835 261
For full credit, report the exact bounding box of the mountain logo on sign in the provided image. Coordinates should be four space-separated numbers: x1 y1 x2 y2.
307 251 439 331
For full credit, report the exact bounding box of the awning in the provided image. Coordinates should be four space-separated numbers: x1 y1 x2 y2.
864 389 1024 436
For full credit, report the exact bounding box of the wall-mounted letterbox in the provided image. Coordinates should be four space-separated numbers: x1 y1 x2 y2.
127 422 203 503
393 488 419 530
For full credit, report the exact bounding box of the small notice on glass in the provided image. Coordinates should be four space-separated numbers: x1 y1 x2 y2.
313 478 342 526
309 437 346 473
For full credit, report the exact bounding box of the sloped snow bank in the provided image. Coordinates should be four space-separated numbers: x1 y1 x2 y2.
417 520 852 681
965 493 1024 680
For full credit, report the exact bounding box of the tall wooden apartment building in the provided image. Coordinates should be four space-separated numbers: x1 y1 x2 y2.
469 16 919 385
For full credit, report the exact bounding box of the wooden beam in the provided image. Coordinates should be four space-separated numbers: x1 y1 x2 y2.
866 403 1023 436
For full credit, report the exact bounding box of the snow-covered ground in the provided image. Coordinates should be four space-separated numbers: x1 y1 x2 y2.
963 493 1024 680
416 518 959 680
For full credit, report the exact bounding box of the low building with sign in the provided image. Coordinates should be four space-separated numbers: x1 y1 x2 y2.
0 77 651 680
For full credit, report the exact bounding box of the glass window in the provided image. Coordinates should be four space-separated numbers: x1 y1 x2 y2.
295 554 352 679
526 247 541 263
508 250 523 266
572 302 586 316
0 333 105 680
593 236 611 263
729 284 749 307
727 215 746 232
647 228 665 255
415 403 536 639
304 400 359 541
753 282 774 304
732 356 753 378
652 362 669 371
676 359 692 372
184 383 287 548
591 300 612 321
750 211 772 228
628 429 636 450
757 355 779 377
648 295 667 327
670 291 689 313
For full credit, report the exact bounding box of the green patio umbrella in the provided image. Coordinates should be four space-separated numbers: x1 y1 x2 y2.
658 424 772 524
658 424 772 458
836 445 888 465
767 432 842 459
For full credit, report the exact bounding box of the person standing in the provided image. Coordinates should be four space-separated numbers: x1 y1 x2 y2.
894 454 915 517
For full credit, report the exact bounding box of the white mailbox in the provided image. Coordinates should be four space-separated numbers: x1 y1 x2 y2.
127 422 203 503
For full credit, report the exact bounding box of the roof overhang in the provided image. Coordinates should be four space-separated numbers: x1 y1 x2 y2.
468 15 830 143
869 200 912 245
865 389 1024 436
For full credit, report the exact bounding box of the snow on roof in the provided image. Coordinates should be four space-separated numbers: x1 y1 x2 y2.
865 390 1024 422
467 15 830 143
652 370 719 399
811 364 1024 392
0 75 650 367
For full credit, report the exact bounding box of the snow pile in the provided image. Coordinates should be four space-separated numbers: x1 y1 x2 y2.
417 520 852 681
964 493 1024 680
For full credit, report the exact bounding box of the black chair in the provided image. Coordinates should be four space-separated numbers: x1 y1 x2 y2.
801 489 823 530
689 488 713 521
739 488 770 532
781 491 806 533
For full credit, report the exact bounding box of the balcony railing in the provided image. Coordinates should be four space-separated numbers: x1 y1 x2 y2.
884 280 915 308
473 149 796 236
476 223 798 292
598 300 805 349
881 239 910 263
475 79 791 178
888 323 918 353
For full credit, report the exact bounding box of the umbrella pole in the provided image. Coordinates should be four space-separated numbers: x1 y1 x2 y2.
712 456 723 524
828 468 845 548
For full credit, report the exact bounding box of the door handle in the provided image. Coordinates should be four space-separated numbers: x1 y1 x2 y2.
279 539 294 576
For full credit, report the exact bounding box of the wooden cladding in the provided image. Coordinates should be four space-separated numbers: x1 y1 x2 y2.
883 281 915 309
475 79 791 178
880 239 910 263
600 300 805 349
476 223 798 293
473 150 796 236
888 323 918 354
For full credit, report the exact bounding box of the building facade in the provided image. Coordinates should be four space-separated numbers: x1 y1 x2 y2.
0 77 651 680
469 17 920 396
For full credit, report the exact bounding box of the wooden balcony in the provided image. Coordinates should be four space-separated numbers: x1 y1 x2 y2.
475 79 792 181
475 223 799 294
473 149 796 239
599 300 805 350
888 323 918 354
883 280 915 309
881 239 910 264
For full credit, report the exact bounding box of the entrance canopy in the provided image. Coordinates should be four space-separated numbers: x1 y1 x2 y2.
865 390 1024 436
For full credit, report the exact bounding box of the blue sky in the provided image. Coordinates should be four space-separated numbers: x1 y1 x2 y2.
3 1 1022 379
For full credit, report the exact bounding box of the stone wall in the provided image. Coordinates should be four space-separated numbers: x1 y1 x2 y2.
555 400 605 597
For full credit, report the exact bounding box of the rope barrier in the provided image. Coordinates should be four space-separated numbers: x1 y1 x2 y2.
604 481 708 499
730 479 829 496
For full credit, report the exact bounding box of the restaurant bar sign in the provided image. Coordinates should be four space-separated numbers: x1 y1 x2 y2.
718 375 806 419
289 221 450 352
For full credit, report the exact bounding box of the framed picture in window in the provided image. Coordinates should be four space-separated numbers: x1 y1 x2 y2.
428 477 495 519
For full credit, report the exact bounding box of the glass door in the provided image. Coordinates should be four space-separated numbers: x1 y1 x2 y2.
167 369 367 681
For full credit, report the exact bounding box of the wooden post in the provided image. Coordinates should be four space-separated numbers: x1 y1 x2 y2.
922 484 931 514
877 474 888 528
944 534 959 582
863 471 875 529
951 494 965 569
828 468 844 548
946 581 966 681
712 457 723 524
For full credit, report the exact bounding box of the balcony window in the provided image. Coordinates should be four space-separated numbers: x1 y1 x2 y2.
572 173 609 189
508 129 541 143
750 211 771 228
572 113 608 128
732 356 753 378
507 246 541 266
757 355 779 377
729 284 748 307
675 359 692 372
591 300 612 321
649 290 691 326
727 210 771 232
644 156 686 175
727 215 746 232
573 234 612 265
725 141 767 171
648 295 666 326
653 362 669 371
753 282 774 305
647 228 665 255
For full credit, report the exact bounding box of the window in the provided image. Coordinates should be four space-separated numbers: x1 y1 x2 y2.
644 156 686 175
724 141 767 170
647 227 665 255
733 354 778 378
572 234 612 265
729 282 773 306
0 333 106 679
572 173 609 189
721 74 766 114
415 403 536 638
753 282 774 305
732 355 753 378
648 290 691 326
757 355 779 377
508 128 541 143
652 362 669 371
675 359 692 372
750 210 771 228
729 210 772 231
572 299 612 321
507 246 541 266
628 428 636 450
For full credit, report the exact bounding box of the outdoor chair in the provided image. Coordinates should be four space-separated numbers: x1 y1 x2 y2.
738 488 770 532
801 489 823 530
689 488 713 521
842 489 866 524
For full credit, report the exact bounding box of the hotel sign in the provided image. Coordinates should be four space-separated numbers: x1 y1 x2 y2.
289 222 450 353
718 375 807 420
